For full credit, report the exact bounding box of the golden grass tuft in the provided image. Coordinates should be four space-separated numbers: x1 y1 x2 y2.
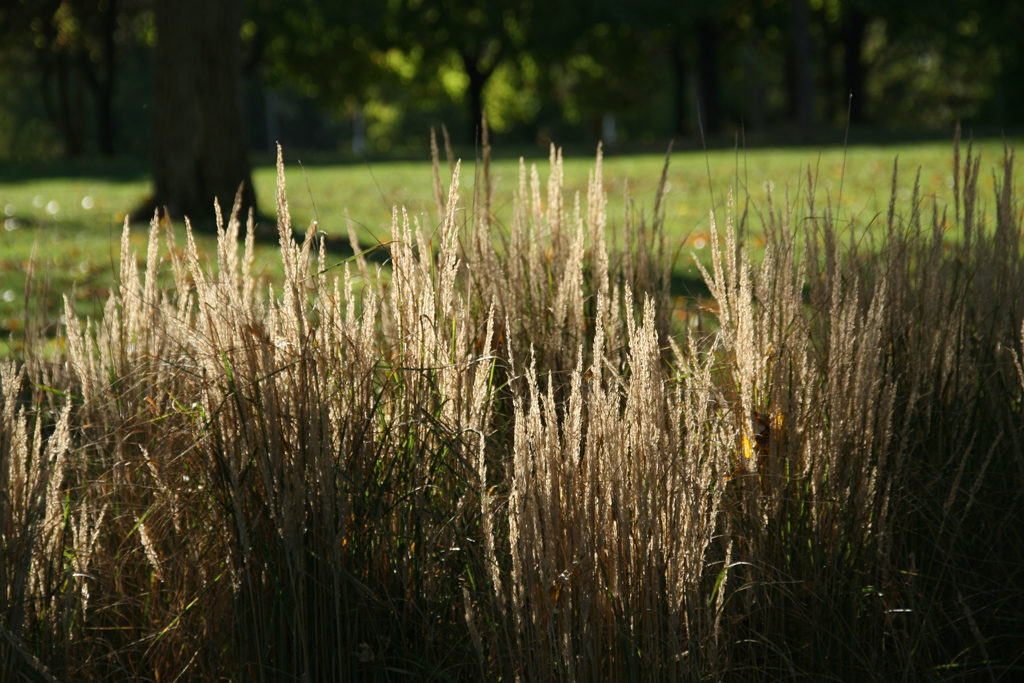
2 130 1022 681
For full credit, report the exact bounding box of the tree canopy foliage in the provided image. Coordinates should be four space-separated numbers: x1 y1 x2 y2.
0 0 1020 160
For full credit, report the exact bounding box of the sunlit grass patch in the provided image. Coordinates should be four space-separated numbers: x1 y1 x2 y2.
2 134 1021 680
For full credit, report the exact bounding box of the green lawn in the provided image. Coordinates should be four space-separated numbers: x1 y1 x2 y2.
0 137 1017 347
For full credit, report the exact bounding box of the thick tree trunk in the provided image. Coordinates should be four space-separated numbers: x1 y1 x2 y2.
151 0 255 222
462 50 491 144
790 0 815 125
195 1 256 217
842 8 868 124
151 0 201 218
695 19 722 135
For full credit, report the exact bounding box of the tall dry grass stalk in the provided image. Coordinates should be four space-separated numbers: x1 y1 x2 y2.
2 129 1022 681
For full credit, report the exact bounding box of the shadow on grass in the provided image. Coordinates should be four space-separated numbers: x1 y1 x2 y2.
4 126 1021 185
0 158 151 183
250 126 1024 168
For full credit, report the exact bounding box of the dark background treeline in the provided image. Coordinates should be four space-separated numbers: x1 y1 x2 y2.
1 0 1020 163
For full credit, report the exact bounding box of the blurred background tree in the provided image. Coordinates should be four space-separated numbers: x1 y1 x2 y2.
0 0 150 159
0 0 1020 165
145 0 256 221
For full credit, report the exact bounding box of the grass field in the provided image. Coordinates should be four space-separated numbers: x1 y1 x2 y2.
2 133 1021 681
0 136 1018 347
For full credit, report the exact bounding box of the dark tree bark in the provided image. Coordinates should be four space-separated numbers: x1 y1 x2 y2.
80 0 119 156
150 0 256 222
50 54 87 157
460 46 498 144
194 1 256 217
466 65 486 144
695 19 722 135
669 36 690 136
790 0 815 125
151 0 202 217
842 8 868 124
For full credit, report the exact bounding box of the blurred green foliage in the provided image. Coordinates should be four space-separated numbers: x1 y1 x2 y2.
0 0 1021 160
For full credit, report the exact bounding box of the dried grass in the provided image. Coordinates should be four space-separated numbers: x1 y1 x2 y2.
2 128 1022 681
